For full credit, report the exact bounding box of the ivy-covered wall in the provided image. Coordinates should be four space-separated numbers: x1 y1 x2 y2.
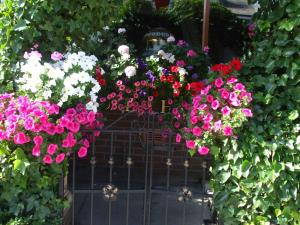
212 0 300 224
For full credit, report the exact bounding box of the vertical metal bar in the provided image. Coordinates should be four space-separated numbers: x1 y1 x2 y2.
202 0 211 49
126 133 132 225
72 152 76 225
164 134 172 225
90 133 96 225
143 115 150 225
182 149 189 225
146 114 155 225
108 132 114 225
201 160 207 224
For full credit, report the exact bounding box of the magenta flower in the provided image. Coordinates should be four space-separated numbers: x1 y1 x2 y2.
242 108 253 117
211 100 220 110
187 50 197 57
192 126 202 137
221 106 231 116
203 46 209 55
198 146 209 155
223 126 233 136
32 146 41 157
186 140 195 149
176 133 182 143
47 144 58 155
33 135 43 146
206 95 214 103
14 132 30 144
43 155 53 164
55 153 65 164
78 146 88 158
51 51 63 61
214 78 224 88
220 89 229 99
227 77 237 84
213 120 222 132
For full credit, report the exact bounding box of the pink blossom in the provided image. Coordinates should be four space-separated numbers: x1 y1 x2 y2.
186 140 195 149
176 133 181 143
190 116 198 125
87 111 96 123
234 83 245 91
55 153 65 164
116 80 123 86
51 51 63 61
24 50 42 60
221 89 230 99
167 99 173 105
176 60 186 67
214 78 224 88
229 92 238 101
192 126 202 137
43 155 53 164
203 46 209 54
206 95 214 103
174 121 181 129
221 106 231 116
100 97 107 103
227 76 237 84
78 147 88 158
199 104 208 111
211 100 220 110
187 50 197 57
204 113 213 123
213 120 222 132
66 108 77 116
148 96 154 102
32 146 41 157
242 108 253 117
33 135 43 146
47 144 58 155
223 126 233 136
14 132 30 144
202 123 211 131
55 125 64 134
231 99 241 107
198 146 209 155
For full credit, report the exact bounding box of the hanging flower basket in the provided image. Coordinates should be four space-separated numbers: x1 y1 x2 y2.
155 0 170 9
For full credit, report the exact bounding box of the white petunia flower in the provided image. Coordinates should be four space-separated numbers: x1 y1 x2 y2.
118 45 130 55
118 28 126 34
124 66 136 78
167 36 175 43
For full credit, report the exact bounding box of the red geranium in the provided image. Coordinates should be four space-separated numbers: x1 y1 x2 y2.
170 66 179 73
167 75 174 83
230 58 242 71
190 81 204 93
160 75 167 82
172 81 181 89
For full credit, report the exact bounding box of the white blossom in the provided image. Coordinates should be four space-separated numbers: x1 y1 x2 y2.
167 36 175 43
118 45 130 56
118 28 126 34
124 66 136 78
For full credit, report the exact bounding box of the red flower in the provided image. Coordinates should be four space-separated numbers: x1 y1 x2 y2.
170 66 179 73
230 58 242 71
185 83 191 91
98 79 106 86
160 75 167 82
172 81 181 89
96 67 103 79
190 81 204 93
153 90 159 97
173 89 180 97
167 75 174 83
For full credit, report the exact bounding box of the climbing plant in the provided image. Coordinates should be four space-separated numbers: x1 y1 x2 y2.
212 0 300 224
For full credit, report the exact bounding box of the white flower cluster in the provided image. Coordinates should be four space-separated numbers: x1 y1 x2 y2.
17 51 101 112
117 45 137 78
157 50 175 63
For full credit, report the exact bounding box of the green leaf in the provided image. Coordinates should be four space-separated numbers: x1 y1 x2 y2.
219 171 231 183
14 19 28 31
13 159 26 175
288 110 299 121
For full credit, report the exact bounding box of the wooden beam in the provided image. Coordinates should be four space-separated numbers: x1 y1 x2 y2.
202 0 211 49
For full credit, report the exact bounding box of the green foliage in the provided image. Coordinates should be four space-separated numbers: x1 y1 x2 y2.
0 0 123 93
211 0 300 224
0 142 66 225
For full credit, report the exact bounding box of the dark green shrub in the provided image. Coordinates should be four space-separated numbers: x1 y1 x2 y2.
0 143 67 225
212 0 300 224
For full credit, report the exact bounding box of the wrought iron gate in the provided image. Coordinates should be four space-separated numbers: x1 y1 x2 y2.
64 112 216 225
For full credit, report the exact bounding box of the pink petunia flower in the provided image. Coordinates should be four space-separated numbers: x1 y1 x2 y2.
214 78 224 88
186 140 195 149
32 146 41 157
198 146 209 155
242 108 253 117
43 155 53 164
221 106 231 116
223 126 233 136
176 133 181 143
14 132 30 144
47 144 58 155
33 135 43 146
78 146 88 158
51 51 63 61
55 153 65 164
211 100 220 110
192 126 202 137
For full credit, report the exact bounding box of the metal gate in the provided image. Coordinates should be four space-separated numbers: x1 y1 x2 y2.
64 112 217 225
